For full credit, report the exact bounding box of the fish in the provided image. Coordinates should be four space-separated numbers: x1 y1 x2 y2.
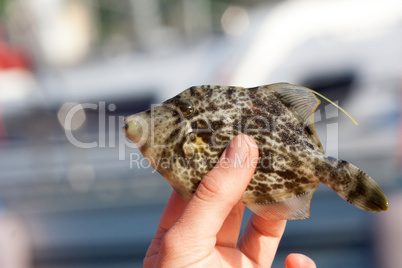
122 83 388 220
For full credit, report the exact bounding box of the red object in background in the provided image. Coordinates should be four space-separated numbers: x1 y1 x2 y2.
0 37 32 140
0 40 31 70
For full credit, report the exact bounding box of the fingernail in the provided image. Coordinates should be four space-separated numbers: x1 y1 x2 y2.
302 255 316 267
224 135 249 166
243 135 257 149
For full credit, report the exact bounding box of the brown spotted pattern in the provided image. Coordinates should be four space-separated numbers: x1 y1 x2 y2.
124 84 388 216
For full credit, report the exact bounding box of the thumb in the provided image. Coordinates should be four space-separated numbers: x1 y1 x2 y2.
170 135 258 244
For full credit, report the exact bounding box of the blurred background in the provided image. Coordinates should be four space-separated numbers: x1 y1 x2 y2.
0 0 401 267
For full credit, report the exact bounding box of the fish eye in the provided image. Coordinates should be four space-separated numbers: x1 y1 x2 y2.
177 100 194 117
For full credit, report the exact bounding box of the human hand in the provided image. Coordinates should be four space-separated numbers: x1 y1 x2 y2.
144 135 316 268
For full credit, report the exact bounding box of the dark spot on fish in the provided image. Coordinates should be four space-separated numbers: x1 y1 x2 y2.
253 174 265 182
246 130 258 136
177 157 188 167
261 148 276 157
279 132 298 145
222 103 234 109
286 122 303 136
272 184 283 190
346 178 366 204
266 98 284 116
254 192 275 203
255 183 272 193
304 142 314 150
315 164 324 173
254 135 266 144
246 185 254 191
174 117 182 125
197 131 213 145
245 124 258 129
167 128 181 143
299 153 307 158
210 120 224 130
226 88 235 99
284 181 297 189
255 118 271 129
290 159 304 168
215 133 231 143
300 177 309 184
304 126 313 136
206 103 218 112
190 87 196 96
241 108 253 116
257 153 274 173
196 119 209 129
336 159 348 169
171 133 187 160
189 159 199 170
252 98 265 108
277 170 298 180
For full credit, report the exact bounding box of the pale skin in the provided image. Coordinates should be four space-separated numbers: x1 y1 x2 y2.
144 135 316 268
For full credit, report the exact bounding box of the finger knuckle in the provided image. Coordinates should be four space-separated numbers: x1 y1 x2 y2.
194 174 224 202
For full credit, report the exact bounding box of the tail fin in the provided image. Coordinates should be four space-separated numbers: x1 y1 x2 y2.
318 156 388 212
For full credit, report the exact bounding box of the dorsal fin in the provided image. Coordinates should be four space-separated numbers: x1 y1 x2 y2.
269 83 324 152
269 82 358 125
268 82 320 126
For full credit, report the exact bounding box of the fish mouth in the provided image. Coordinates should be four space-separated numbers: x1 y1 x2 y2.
122 114 150 146
122 115 142 143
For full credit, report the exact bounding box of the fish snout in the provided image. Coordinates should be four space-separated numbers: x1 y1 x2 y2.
122 115 146 144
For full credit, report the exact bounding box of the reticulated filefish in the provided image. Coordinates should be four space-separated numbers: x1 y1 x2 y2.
122 83 388 220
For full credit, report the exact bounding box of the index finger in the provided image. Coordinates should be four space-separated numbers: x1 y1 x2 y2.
238 215 287 268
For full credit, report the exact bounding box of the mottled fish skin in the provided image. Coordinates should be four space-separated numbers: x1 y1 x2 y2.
122 83 388 219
